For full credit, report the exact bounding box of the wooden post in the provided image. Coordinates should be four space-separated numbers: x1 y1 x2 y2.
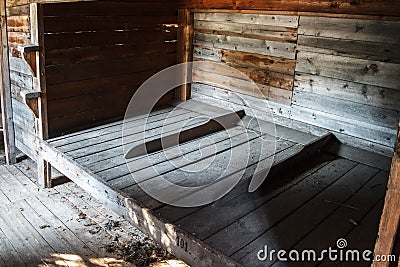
31 3 51 187
176 8 194 101
0 0 17 164
372 122 400 267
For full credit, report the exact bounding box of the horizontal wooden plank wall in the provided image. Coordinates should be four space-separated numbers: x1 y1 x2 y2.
192 12 298 105
6 4 38 158
293 16 400 150
42 0 179 137
191 9 400 156
179 0 400 17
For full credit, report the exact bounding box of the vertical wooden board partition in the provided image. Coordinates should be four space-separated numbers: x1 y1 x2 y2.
42 0 179 138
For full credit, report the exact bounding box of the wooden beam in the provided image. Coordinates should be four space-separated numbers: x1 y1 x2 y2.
176 8 194 101
0 0 17 164
17 44 39 77
20 90 41 118
179 0 400 17
372 122 400 267
31 134 242 267
31 3 51 187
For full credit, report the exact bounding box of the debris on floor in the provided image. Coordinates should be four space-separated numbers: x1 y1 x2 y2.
104 238 173 267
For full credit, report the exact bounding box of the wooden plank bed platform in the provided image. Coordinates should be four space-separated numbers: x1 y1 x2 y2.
32 100 390 267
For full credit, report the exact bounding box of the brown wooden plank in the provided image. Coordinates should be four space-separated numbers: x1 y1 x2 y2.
45 42 177 66
180 0 400 16
46 70 155 100
192 69 293 105
193 59 294 90
44 28 178 50
372 124 400 267
43 15 177 33
47 91 175 137
176 8 194 101
43 1 178 17
47 87 137 119
179 0 235 9
45 53 177 84
221 49 296 75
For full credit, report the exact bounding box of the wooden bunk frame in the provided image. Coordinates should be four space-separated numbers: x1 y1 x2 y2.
0 0 399 265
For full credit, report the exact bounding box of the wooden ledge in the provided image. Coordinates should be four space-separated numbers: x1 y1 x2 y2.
17 44 39 77
20 90 41 118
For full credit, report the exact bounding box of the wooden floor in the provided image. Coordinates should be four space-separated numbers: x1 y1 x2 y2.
0 159 188 267
39 100 390 266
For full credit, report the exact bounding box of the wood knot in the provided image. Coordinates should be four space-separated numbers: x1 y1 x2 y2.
329 2 339 8
366 64 378 73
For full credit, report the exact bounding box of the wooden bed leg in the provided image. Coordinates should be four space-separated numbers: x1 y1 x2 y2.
0 0 17 165
37 158 51 188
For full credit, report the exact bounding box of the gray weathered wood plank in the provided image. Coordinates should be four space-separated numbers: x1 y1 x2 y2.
235 163 380 266
292 90 400 129
48 105 176 145
59 108 191 153
195 13 299 28
297 35 400 63
69 111 207 160
204 158 357 257
195 20 297 42
95 124 250 181
296 51 400 90
295 73 400 112
0 228 26 267
0 203 56 266
298 16 400 44
291 105 396 147
273 170 388 267
37 135 242 266
195 32 296 59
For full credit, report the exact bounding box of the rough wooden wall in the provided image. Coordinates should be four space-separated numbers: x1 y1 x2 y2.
192 12 298 105
192 11 400 156
41 1 179 137
6 4 37 158
293 16 400 151
179 0 400 16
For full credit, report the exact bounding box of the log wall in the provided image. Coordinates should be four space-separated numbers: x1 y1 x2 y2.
42 1 179 137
